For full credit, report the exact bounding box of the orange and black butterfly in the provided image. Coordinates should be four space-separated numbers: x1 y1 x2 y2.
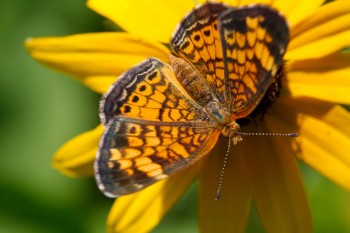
95 2 289 197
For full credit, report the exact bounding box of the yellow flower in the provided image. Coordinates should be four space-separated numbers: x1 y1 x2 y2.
26 0 350 232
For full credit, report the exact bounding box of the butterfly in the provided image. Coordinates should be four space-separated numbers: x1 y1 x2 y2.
95 2 289 197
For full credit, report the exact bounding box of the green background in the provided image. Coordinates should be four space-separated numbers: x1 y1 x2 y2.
1 0 350 232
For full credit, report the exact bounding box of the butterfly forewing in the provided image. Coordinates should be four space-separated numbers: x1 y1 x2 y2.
99 58 206 125
171 3 229 104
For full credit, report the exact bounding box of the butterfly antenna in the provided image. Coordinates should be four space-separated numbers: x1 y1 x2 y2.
215 138 231 201
236 132 299 137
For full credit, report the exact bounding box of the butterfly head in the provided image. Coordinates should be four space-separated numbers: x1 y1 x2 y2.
221 121 243 145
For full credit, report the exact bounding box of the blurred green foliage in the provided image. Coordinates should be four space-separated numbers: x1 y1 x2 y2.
0 0 111 232
0 0 350 232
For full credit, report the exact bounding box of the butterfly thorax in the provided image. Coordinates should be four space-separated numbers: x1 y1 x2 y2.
205 100 242 144
205 100 229 124
222 121 242 145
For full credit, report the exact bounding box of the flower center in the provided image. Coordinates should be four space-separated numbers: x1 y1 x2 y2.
236 64 285 127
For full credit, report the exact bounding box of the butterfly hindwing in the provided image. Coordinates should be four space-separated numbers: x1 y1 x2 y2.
218 5 289 119
95 116 219 197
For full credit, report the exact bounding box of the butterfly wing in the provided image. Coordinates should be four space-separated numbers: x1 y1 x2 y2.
218 5 289 119
171 3 289 120
99 58 206 125
95 116 219 197
171 3 229 104
96 58 219 197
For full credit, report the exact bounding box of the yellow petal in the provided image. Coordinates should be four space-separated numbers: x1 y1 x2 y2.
272 0 298 17
87 0 205 43
241 123 312 233
272 97 350 191
286 0 323 28
287 52 350 70
83 76 117 94
223 0 239 6
289 8 350 50
285 53 350 105
286 1 350 60
237 0 273 6
273 0 323 28
286 30 350 60
53 124 103 177
25 32 170 81
292 0 350 38
107 163 199 233
199 141 250 233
